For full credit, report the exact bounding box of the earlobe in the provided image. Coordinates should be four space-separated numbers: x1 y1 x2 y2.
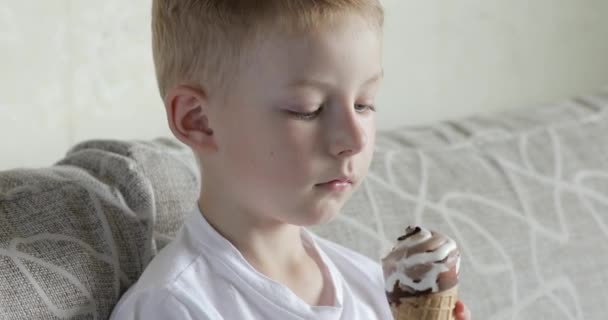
165 85 218 153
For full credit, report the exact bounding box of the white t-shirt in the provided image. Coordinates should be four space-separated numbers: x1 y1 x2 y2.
110 206 392 319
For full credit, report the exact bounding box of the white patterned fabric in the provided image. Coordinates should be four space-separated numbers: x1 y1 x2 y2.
0 139 199 319
313 89 608 319
1 89 608 319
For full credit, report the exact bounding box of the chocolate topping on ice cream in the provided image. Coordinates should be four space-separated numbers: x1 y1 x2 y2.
382 226 460 305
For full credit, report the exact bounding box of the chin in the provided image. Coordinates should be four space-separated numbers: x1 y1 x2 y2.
296 204 343 226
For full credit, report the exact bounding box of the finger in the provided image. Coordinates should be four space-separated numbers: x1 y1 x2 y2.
453 300 464 314
454 300 464 315
453 301 471 320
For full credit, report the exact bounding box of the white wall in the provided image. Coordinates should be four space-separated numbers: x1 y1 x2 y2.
379 0 608 128
1 0 608 170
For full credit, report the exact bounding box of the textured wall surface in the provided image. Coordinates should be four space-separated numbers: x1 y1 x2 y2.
1 0 608 170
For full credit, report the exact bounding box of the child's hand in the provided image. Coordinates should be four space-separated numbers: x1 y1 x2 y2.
453 300 471 320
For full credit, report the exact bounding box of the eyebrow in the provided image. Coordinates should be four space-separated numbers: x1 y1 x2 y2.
287 69 384 89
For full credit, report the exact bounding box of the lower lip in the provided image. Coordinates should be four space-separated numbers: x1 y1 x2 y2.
317 181 352 192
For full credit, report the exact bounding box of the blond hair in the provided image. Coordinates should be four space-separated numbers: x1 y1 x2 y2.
151 0 384 99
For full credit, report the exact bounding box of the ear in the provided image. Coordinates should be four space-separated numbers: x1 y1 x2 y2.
164 85 218 154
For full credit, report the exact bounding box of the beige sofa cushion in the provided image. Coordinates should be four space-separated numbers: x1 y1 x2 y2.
0 139 197 319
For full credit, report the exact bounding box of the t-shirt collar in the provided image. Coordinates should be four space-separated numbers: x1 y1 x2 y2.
183 205 345 315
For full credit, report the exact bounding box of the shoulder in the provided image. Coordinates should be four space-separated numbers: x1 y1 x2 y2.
110 229 226 319
133 231 203 290
110 287 218 320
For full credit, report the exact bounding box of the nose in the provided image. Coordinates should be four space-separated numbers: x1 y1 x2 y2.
328 105 368 158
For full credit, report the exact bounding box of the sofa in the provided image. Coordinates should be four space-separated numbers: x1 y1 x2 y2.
1 87 608 319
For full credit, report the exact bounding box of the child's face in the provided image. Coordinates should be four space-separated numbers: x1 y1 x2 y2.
209 15 382 226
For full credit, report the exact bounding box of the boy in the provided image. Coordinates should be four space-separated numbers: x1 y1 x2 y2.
111 1 471 319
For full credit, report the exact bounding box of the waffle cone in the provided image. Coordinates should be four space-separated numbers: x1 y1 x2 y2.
390 285 458 320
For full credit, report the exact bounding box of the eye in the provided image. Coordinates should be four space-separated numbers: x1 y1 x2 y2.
288 106 323 120
355 104 376 113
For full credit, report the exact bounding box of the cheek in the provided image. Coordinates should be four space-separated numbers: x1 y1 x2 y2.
266 128 317 178
219 121 270 181
230 124 316 187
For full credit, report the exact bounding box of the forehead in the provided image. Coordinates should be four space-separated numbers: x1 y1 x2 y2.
237 15 383 93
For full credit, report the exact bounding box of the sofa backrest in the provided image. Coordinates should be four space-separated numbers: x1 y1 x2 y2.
325 89 608 319
1 88 607 319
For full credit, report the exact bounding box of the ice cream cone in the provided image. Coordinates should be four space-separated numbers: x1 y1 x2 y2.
390 285 458 320
382 226 461 319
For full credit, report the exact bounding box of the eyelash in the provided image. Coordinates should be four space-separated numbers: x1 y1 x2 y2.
290 104 376 120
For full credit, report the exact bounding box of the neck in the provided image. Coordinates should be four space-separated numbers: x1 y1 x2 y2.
197 182 333 307
198 190 310 275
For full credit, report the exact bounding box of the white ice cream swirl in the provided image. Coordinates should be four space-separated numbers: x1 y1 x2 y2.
382 226 460 299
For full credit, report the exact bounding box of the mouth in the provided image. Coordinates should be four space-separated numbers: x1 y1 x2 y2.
316 176 354 186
